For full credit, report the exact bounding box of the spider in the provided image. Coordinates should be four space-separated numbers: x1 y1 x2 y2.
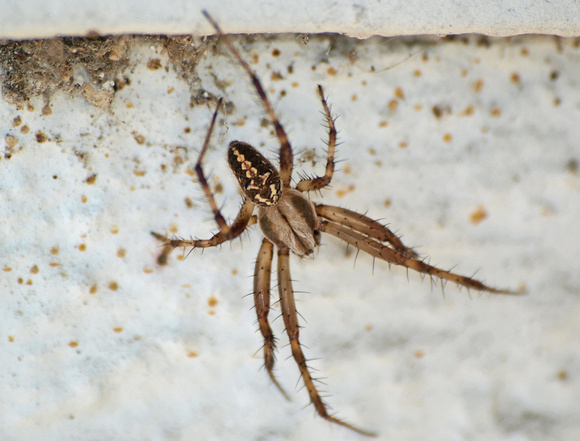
152 11 521 436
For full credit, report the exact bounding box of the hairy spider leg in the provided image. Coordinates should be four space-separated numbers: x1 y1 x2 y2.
296 85 338 192
192 97 230 235
316 204 418 259
277 247 377 436
203 10 294 188
319 218 522 295
254 238 290 399
153 99 256 252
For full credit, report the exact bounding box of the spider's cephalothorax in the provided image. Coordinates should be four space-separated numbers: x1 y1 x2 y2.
229 141 320 257
153 11 522 437
258 187 321 258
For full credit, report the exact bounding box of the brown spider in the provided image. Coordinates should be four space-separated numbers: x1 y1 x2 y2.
153 11 521 436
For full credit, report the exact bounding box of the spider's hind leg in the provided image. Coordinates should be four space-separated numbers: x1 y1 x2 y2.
277 247 376 436
254 238 289 399
319 218 521 295
296 86 338 193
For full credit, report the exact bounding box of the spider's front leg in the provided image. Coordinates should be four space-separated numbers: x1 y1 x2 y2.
203 10 294 188
277 247 377 437
152 98 256 256
296 85 337 193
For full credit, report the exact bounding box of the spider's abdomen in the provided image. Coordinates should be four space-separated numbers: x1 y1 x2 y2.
228 141 282 207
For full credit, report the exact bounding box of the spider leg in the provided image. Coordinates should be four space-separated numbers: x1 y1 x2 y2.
319 219 522 295
152 97 256 253
296 85 337 192
195 97 230 235
203 11 294 188
277 247 376 436
316 204 418 259
157 198 256 250
253 238 290 399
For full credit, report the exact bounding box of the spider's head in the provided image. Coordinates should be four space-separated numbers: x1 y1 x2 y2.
228 141 282 206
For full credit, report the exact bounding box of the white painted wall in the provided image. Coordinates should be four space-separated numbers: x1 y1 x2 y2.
1 5 579 441
2 0 580 39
